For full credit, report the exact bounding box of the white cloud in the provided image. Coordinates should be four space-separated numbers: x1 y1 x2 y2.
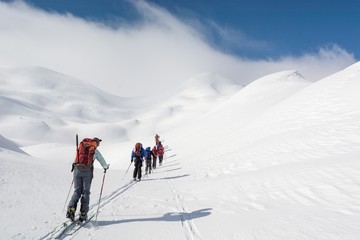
0 0 356 96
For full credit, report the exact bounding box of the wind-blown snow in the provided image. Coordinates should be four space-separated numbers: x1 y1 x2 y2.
1 62 360 239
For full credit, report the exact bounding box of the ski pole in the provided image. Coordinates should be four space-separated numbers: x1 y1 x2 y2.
62 179 73 212
62 134 79 212
95 168 107 224
121 162 132 181
125 162 132 174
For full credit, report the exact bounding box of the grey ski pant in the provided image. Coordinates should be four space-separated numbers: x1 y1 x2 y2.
68 167 93 213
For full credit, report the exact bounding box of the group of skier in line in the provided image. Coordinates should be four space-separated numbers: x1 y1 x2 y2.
131 134 165 181
65 134 165 223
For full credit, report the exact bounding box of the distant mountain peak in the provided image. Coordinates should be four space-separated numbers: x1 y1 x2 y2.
180 72 242 96
285 70 305 80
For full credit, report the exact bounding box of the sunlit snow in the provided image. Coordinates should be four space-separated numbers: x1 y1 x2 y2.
1 62 360 240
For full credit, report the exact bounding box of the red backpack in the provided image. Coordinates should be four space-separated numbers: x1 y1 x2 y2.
152 146 157 155
157 144 164 156
75 138 98 165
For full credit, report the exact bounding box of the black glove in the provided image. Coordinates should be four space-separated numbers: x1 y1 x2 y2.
103 164 110 170
131 159 133 163
71 163 75 172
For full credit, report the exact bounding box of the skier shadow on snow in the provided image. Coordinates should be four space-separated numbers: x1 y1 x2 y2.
158 167 182 173
97 208 212 226
142 173 190 181
157 162 180 169
166 154 176 159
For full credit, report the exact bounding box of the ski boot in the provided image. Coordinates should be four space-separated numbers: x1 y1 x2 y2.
66 207 76 222
79 212 87 222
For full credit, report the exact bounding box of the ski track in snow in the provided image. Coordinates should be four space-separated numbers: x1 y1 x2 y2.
166 179 201 240
166 177 202 240
51 151 205 240
40 179 138 239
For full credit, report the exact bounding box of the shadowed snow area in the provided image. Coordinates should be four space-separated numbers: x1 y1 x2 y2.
0 134 28 154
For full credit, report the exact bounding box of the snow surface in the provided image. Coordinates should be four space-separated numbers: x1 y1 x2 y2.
1 62 360 240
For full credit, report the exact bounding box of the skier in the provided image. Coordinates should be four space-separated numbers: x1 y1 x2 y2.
157 141 164 166
131 142 145 181
155 134 160 145
66 137 109 222
152 145 158 169
144 147 156 174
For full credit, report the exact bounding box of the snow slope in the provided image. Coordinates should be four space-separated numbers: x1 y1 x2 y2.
1 62 360 239
0 66 158 145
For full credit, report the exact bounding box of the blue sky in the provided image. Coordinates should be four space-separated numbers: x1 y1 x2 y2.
8 0 360 60
0 0 357 96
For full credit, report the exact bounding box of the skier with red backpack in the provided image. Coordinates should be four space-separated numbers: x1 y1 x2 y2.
152 145 158 169
155 134 160 145
157 141 165 166
131 142 145 181
66 137 109 222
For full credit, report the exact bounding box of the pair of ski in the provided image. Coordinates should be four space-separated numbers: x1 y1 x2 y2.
54 215 94 239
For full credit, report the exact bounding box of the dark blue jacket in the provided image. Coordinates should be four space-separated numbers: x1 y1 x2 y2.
131 147 145 161
144 147 156 159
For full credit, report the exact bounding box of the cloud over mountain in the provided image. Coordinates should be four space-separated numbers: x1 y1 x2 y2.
0 1 356 97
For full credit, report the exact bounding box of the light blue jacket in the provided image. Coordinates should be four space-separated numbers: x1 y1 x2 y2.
94 149 109 169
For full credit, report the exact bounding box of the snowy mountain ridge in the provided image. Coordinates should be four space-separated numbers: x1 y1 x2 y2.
0 66 134 121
